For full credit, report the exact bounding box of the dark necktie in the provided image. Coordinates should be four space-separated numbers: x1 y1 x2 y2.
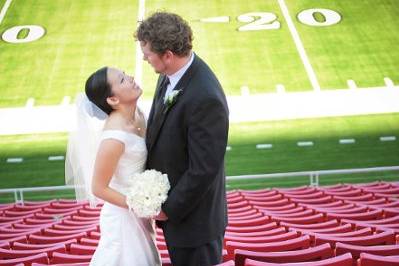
153 76 170 119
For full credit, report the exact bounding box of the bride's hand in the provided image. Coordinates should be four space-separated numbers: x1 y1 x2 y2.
154 210 168 221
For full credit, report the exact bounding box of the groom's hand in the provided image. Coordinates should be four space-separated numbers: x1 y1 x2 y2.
155 210 168 221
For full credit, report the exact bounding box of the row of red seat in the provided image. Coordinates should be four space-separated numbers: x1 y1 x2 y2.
0 181 398 265
222 181 399 265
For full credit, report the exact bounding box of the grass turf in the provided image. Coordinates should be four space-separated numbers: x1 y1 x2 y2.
1 0 398 106
1 114 398 192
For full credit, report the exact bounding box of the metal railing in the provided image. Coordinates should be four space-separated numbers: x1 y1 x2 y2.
1 166 399 203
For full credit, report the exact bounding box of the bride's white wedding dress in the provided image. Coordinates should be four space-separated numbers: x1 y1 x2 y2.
90 130 161 266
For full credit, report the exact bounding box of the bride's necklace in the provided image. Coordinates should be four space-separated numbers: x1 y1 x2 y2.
127 120 142 132
127 114 144 133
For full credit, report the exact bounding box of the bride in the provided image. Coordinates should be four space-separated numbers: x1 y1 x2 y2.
65 66 161 265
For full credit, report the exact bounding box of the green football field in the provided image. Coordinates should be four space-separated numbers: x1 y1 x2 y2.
0 0 398 106
1 113 398 188
0 0 398 199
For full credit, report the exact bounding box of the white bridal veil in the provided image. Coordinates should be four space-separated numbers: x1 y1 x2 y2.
65 93 107 207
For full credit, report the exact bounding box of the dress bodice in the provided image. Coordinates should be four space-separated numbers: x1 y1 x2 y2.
101 130 147 194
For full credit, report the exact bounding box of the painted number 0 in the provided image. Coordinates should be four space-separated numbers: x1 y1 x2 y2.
238 8 341 31
2 25 45 43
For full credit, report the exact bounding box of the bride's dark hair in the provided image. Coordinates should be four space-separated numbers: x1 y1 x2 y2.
85 67 114 115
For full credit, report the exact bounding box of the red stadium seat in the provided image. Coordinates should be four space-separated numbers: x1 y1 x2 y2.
23 217 56 225
77 209 100 218
28 232 87 244
226 222 279 233
281 219 339 230
0 228 40 241
254 203 298 212
62 219 98 227
313 205 368 215
0 244 65 259
225 235 311 260
41 226 97 236
228 205 254 214
324 188 362 197
12 222 55 230
12 239 77 250
289 196 333 205
239 189 277 196
50 252 92 264
0 252 48 265
244 194 284 202
162 257 172 266
227 195 247 204
3 209 40 217
336 242 399 260
13 203 49 211
299 227 372 244
214 260 235 266
314 230 395 247
32 264 89 266
326 209 383 221
285 191 325 200
228 212 265 221
52 223 99 231
229 209 259 218
278 187 317 195
244 252 353 266
271 213 325 225
79 238 98 246
248 198 290 208
0 242 10 249
225 227 286 238
228 200 250 209
42 206 83 215
69 243 96 255
227 216 271 227
0 213 35 223
241 190 279 198
358 252 399 266
367 200 399 208
257 206 305 215
224 231 299 245
70 215 99 222
288 223 352 234
235 243 333 266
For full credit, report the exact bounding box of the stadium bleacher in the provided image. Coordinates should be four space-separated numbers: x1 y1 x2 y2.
0 181 399 265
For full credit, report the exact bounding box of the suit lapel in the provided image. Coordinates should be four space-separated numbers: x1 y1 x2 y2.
147 75 168 150
148 56 200 152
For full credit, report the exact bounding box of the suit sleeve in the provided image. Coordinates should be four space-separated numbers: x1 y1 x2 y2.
162 97 229 223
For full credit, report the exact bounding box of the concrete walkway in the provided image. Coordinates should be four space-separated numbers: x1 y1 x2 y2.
0 86 398 136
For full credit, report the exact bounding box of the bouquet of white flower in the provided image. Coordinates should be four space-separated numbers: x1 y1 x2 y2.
126 169 170 218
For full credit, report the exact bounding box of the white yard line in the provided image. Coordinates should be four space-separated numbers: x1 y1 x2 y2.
277 0 321 91
0 0 12 24
134 0 145 87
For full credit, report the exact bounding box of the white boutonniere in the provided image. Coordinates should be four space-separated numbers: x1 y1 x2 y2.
164 89 182 113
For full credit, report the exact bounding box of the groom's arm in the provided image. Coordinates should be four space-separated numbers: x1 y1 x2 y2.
161 96 229 224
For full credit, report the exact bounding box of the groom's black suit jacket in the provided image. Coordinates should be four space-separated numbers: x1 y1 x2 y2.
146 54 229 247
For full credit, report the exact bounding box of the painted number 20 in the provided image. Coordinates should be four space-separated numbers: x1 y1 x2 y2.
237 8 341 31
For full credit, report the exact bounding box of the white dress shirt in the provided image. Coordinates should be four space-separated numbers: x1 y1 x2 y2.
163 52 195 103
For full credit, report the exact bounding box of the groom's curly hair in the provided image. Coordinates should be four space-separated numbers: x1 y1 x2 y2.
135 11 193 56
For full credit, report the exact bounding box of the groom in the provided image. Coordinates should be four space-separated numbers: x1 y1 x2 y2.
136 12 229 266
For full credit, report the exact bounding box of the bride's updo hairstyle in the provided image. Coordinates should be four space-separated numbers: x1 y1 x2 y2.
85 67 114 115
